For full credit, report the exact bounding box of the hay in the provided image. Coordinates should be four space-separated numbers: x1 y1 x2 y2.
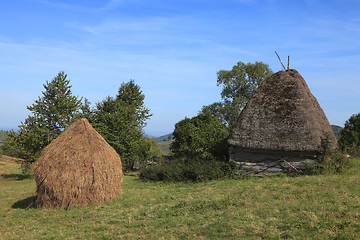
229 69 337 152
228 69 337 173
33 118 123 208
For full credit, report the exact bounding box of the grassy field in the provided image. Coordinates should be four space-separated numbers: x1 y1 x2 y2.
0 155 359 239
158 140 173 156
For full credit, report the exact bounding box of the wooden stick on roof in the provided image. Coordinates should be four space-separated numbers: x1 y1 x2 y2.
287 55 290 70
275 51 286 71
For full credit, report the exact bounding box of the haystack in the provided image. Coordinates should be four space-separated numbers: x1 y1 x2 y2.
33 118 122 208
229 69 337 173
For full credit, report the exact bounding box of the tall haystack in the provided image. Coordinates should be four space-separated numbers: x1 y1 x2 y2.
229 69 337 173
33 118 123 208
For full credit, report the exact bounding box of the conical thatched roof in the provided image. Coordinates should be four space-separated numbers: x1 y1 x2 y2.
229 69 337 152
33 118 123 208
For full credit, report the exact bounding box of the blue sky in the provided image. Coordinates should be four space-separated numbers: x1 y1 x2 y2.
1 0 359 136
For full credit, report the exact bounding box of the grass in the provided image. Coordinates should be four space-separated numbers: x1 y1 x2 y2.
158 140 173 156
0 155 359 239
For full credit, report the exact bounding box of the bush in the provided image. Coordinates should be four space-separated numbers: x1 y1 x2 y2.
139 158 238 182
343 146 360 157
170 110 229 161
338 113 360 154
304 135 351 175
305 151 351 175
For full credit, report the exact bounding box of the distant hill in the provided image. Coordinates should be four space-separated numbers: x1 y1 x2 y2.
143 134 156 139
0 130 7 145
156 133 173 142
331 125 342 141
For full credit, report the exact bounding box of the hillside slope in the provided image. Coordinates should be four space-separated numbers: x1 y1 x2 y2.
156 133 173 142
0 130 7 145
331 125 342 140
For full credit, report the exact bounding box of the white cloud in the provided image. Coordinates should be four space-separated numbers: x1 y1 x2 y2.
35 0 127 12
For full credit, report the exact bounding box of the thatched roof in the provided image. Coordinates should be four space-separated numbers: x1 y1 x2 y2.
33 118 123 208
229 69 337 152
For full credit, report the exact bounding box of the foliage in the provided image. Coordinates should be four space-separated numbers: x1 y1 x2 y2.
27 71 83 137
135 138 163 167
338 113 360 154
170 110 229 161
139 158 238 182
4 121 47 164
146 138 163 158
318 133 334 163
304 151 351 175
3 72 83 172
304 134 351 175
201 61 273 128
91 80 152 171
80 98 92 120
0 130 7 145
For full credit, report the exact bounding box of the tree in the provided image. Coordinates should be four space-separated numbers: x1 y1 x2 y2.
135 138 163 167
147 138 163 158
338 113 360 152
28 72 83 142
81 98 92 120
170 110 229 161
201 61 273 129
3 72 83 167
91 80 152 171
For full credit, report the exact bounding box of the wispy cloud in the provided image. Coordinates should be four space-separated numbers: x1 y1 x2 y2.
91 18 166 33
35 0 126 12
101 0 126 11
2 0 360 132
73 16 207 46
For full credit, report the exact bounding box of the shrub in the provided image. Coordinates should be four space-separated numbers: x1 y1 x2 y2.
338 113 360 155
342 146 360 157
139 158 238 182
170 110 229 161
305 151 351 175
304 134 351 175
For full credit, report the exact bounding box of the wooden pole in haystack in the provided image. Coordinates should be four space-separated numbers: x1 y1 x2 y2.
275 51 286 71
287 56 290 70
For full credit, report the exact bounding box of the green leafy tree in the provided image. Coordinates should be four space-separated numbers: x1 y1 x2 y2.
201 61 273 129
3 72 83 166
134 138 162 167
91 80 152 171
338 113 360 152
170 110 229 161
147 138 163 158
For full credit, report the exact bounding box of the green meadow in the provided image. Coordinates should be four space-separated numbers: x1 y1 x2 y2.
1 156 359 240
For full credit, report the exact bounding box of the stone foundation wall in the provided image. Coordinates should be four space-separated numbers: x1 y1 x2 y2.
230 146 318 174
